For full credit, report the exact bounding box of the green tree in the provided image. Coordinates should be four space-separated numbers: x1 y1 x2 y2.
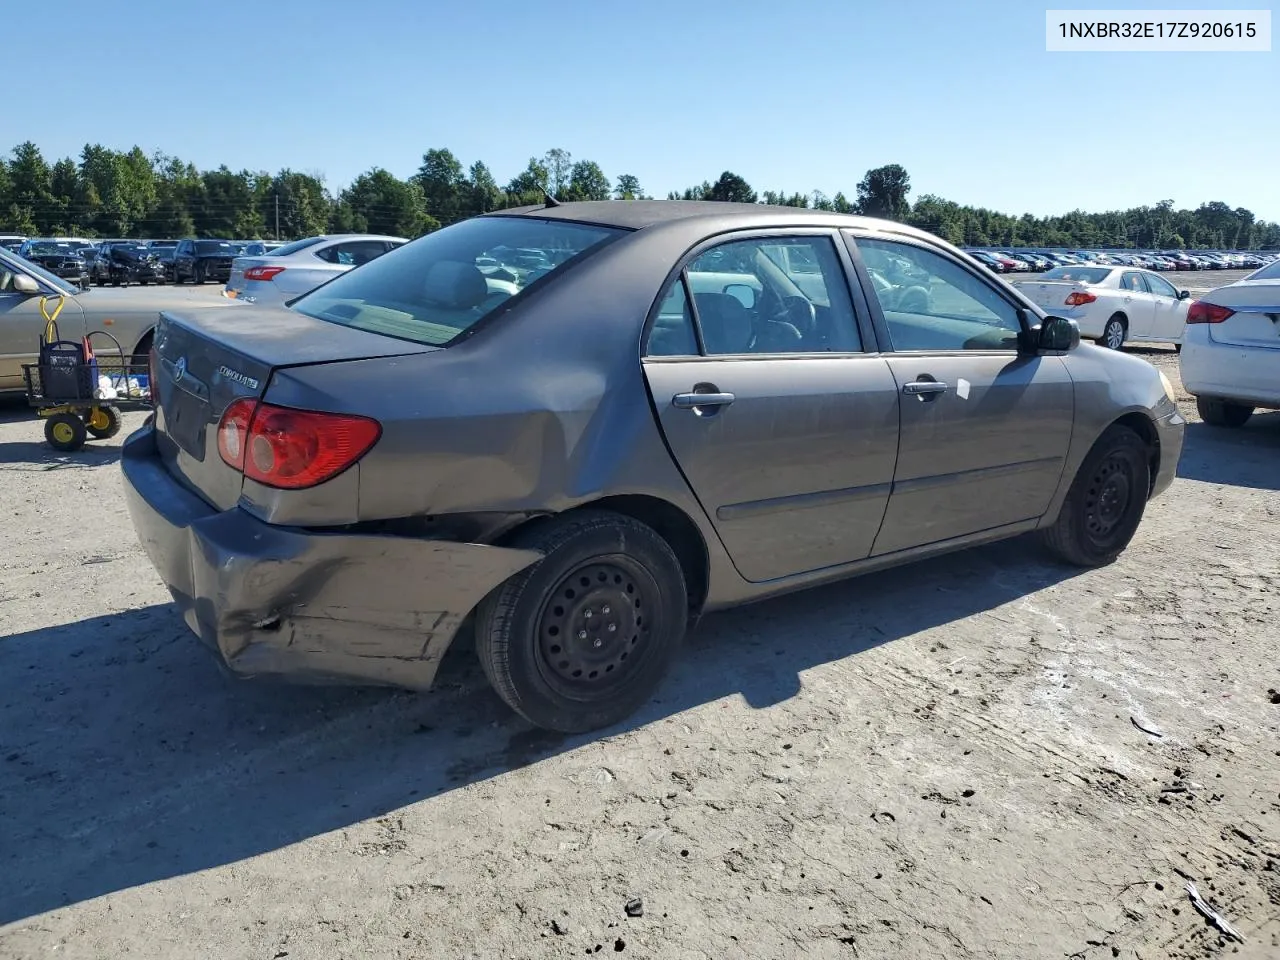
565 160 610 201
466 161 503 214
8 142 54 232
413 147 466 223
339 168 436 237
614 174 644 200
706 171 756 203
856 164 911 220
265 170 330 238
543 148 573 196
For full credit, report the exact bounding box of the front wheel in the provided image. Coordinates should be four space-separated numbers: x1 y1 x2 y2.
1196 397 1253 427
475 510 688 733
45 413 88 452
1040 424 1150 567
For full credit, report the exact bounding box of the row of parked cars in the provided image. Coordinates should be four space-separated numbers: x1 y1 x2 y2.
966 248 1275 274
0 235 289 288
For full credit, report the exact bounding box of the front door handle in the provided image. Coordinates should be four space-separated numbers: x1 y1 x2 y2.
673 391 736 410
902 380 948 398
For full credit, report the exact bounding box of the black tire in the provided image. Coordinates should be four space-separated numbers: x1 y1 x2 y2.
475 510 688 733
85 405 123 440
1040 424 1150 568
45 413 88 452
1099 315 1127 350
1196 397 1253 427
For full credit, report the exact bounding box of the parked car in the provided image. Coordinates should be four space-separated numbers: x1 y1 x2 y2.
16 239 91 288
967 251 1006 272
991 252 1028 272
0 234 27 252
223 234 406 306
0 246 237 392
240 240 287 257
1013 265 1190 349
91 242 169 286
121 200 1184 732
1179 258 1280 427
172 239 240 284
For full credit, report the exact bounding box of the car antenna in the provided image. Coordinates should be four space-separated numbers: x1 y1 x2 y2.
542 189 561 208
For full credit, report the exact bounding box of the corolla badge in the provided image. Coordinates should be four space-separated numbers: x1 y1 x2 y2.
172 357 187 382
217 365 260 390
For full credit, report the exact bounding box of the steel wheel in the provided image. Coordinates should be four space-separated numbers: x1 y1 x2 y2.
1082 453 1133 547
535 558 656 699
475 510 688 733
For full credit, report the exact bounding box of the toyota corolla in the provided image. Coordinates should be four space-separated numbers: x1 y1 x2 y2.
122 201 1185 732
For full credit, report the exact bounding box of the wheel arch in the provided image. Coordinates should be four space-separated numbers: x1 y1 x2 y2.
1106 411 1160 496
500 494 710 622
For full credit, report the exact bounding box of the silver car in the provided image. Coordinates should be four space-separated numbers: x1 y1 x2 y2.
223 234 406 306
122 201 1185 733
0 246 235 393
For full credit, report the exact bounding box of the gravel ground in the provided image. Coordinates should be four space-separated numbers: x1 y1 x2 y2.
1 271 1277 960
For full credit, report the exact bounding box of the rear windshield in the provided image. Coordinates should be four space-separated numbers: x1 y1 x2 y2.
196 240 237 254
1247 260 1280 281
268 236 327 257
293 216 623 346
1040 266 1112 284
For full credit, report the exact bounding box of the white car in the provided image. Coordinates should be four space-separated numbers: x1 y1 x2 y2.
223 234 406 306
1179 259 1280 427
1013 265 1190 349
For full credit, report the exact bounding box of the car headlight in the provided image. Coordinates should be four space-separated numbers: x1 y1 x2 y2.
1158 370 1177 404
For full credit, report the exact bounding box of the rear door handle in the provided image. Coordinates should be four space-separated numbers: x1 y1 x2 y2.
673 391 735 409
902 380 948 397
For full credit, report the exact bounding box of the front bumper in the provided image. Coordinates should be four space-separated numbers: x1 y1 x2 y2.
1150 407 1185 501
120 425 542 690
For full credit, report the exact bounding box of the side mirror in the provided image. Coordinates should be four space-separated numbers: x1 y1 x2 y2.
1039 315 1080 352
1178 289 1190 300
12 274 39 295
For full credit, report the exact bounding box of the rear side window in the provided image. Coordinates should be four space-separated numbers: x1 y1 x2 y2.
315 240 392 266
293 216 622 346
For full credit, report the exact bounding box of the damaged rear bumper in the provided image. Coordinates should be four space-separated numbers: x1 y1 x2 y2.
120 425 542 690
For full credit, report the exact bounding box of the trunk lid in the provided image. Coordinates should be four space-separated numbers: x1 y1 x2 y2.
225 256 271 294
1207 281 1280 350
1014 279 1089 311
152 306 437 509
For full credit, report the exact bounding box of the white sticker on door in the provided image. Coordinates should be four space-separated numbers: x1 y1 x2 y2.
956 378 971 400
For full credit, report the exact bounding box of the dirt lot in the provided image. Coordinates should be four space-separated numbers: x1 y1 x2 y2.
1 272 1277 960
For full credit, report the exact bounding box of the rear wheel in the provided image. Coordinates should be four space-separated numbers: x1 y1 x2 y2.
1099 315 1127 350
475 510 688 733
1196 397 1253 427
85 405 123 440
1040 425 1150 567
45 413 88 452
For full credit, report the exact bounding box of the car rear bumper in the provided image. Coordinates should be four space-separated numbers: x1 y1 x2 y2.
222 279 286 305
120 424 542 690
1179 329 1280 409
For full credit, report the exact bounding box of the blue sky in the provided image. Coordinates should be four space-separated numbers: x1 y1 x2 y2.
9 0 1277 219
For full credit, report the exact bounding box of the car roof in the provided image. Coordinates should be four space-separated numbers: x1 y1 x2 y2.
487 200 939 239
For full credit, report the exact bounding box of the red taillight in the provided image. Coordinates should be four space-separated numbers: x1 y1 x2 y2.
1064 291 1097 306
216 400 380 489
1186 301 1235 324
243 265 286 281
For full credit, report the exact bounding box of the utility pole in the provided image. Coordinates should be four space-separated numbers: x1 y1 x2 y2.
275 192 280 240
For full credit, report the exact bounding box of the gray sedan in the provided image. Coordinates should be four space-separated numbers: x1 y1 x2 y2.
222 233 406 306
122 201 1185 732
0 247 235 393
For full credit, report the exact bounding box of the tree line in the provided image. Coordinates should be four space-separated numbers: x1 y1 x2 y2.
2 142 1275 251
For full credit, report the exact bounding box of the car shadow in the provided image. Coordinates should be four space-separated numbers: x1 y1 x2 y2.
1176 412 1280 491
0 536 1080 925
0 440 122 469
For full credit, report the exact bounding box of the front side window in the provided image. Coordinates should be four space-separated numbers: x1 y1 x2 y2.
648 236 862 357
293 216 622 347
1144 272 1178 298
855 236 1022 351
